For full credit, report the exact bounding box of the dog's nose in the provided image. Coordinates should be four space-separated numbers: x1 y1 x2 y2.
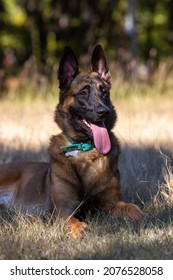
96 106 110 119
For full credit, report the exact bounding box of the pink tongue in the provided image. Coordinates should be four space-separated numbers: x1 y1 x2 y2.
91 122 111 154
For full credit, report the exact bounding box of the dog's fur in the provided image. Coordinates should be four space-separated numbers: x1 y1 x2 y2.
0 45 143 237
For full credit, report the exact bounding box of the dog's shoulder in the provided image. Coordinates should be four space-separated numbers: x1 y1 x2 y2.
48 133 65 160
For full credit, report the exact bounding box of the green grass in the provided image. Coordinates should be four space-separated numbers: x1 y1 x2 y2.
0 72 173 259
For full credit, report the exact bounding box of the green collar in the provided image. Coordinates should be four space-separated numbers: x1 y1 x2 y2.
60 136 93 152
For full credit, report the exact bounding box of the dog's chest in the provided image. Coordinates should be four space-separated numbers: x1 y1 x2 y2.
71 149 108 171
69 150 111 194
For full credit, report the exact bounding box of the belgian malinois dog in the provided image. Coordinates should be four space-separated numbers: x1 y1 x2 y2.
0 45 143 237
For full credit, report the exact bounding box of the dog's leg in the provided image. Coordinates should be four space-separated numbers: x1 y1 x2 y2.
96 186 143 221
51 197 88 238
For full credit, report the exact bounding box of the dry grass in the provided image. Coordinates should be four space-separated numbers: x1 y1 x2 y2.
0 79 173 259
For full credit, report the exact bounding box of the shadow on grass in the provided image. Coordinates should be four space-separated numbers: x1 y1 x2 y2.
72 209 173 260
119 144 173 204
0 143 49 163
95 229 173 259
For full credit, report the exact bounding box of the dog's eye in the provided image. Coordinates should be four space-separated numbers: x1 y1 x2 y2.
100 86 109 100
77 86 90 97
78 90 87 96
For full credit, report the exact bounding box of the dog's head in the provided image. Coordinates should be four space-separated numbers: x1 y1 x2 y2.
55 45 117 154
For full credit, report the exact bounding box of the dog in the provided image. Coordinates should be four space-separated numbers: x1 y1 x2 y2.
0 45 143 237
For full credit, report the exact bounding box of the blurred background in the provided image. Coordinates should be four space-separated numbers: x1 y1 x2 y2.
0 0 173 96
1 1 173 260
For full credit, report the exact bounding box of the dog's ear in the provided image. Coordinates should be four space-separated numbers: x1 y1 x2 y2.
58 46 79 89
91 44 111 86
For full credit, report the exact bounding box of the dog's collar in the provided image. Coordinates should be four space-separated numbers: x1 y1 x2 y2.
60 136 93 156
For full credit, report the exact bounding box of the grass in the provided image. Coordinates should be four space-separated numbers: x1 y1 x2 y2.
0 73 173 259
1 209 173 260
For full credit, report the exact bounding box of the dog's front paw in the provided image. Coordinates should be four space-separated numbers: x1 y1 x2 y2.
115 201 143 221
70 221 88 238
67 216 87 238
